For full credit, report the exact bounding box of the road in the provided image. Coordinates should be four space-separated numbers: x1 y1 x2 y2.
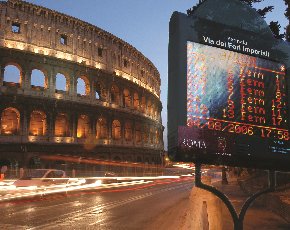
0 178 194 230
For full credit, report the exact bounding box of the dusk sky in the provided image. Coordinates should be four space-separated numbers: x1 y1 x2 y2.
19 0 290 150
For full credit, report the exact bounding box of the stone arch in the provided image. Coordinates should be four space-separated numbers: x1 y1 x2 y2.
135 124 141 142
0 157 18 177
123 89 131 108
133 93 140 111
77 115 91 138
148 100 152 116
96 117 107 139
111 85 119 104
55 113 70 137
150 128 154 143
112 120 121 140
31 67 48 89
136 156 142 163
29 110 47 136
28 156 43 169
1 107 20 135
145 157 149 164
153 104 156 118
156 130 158 144
95 81 106 100
144 126 148 143
125 122 132 141
56 71 70 92
142 97 146 113
3 63 23 86
77 76 90 97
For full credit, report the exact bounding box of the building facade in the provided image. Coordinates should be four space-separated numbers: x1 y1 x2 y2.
0 0 164 176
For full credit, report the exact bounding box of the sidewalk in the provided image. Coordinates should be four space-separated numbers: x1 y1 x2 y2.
183 176 290 230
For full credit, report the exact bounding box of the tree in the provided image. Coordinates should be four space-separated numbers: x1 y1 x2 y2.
284 0 290 42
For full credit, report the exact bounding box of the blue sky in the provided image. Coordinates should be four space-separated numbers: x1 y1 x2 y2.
12 0 290 150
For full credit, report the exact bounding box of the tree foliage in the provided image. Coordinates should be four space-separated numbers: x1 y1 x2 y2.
284 0 290 42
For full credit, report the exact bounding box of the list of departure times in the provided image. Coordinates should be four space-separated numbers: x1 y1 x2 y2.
187 41 289 140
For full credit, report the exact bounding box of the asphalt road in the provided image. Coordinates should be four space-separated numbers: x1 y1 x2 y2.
0 178 194 230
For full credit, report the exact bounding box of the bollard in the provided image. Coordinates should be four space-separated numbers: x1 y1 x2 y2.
189 176 223 230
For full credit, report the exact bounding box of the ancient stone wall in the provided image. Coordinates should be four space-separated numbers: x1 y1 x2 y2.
0 0 164 173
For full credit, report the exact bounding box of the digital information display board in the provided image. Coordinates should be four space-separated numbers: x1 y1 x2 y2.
186 41 288 140
177 41 290 166
168 10 290 170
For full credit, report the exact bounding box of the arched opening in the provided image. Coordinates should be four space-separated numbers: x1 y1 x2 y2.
55 113 70 137
156 130 158 144
77 78 85 96
56 72 69 92
112 120 121 140
77 76 90 97
77 115 91 138
95 81 106 100
125 156 133 176
3 64 22 86
150 128 154 143
0 157 18 178
134 93 140 111
142 97 146 113
1 107 20 135
125 122 132 141
123 89 131 108
96 117 107 139
137 156 142 163
135 124 141 142
148 100 152 116
112 156 122 175
153 104 156 118
111 85 119 104
144 126 148 143
28 157 43 169
29 111 47 136
31 68 47 89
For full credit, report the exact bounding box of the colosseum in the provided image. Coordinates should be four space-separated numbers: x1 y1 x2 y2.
0 0 164 177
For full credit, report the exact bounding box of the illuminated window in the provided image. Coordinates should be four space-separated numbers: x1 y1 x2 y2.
123 89 131 108
1 108 20 135
148 100 152 115
125 122 132 141
142 97 146 113
111 85 119 104
134 93 140 111
150 128 154 144
29 111 47 136
153 104 156 118
77 115 91 138
112 120 121 140
55 113 69 137
61 34 67 45
135 124 141 142
96 118 107 139
156 130 158 144
12 23 20 33
144 126 148 143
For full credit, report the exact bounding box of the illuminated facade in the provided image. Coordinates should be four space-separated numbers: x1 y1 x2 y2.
0 0 164 174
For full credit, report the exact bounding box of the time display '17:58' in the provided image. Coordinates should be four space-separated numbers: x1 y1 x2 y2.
187 117 290 140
